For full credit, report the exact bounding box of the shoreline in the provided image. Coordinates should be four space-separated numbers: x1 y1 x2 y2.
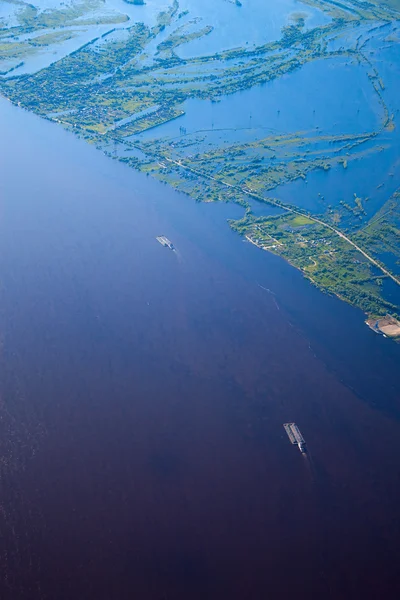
245 234 400 340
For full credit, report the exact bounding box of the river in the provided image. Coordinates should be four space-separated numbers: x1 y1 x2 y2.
0 97 400 599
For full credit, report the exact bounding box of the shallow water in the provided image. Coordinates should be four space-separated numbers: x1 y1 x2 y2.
1 0 172 76
274 135 400 217
1 0 331 76
138 56 382 146
176 0 331 58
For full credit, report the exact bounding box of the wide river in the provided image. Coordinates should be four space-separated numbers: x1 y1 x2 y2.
1 97 400 600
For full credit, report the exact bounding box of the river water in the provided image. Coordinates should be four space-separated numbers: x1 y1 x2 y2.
1 97 400 599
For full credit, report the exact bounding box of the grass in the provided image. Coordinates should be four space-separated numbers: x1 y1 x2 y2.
291 215 314 226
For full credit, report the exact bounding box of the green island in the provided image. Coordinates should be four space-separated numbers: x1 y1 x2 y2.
1 0 400 337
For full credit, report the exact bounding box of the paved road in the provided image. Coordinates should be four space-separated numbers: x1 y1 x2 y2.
165 156 400 288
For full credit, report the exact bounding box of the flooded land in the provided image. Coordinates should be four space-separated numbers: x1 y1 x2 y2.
1 1 400 599
1 0 399 326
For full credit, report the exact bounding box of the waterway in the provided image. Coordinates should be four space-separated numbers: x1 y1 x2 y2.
1 97 400 600
138 57 381 145
176 0 331 59
0 0 329 76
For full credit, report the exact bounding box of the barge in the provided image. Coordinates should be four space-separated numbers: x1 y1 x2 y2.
156 236 175 250
283 423 307 453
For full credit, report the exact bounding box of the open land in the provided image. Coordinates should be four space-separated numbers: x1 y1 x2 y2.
1 0 400 334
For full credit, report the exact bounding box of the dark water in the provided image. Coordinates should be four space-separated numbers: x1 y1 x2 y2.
1 98 400 600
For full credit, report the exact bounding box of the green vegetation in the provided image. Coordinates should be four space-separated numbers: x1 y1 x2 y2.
231 206 400 318
156 24 213 57
355 192 400 263
0 0 129 74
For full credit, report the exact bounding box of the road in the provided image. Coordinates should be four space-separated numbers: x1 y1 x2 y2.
164 156 400 288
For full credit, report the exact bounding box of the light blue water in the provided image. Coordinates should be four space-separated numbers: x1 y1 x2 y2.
1 0 330 76
366 35 400 117
1 0 172 76
138 56 382 146
274 135 400 218
273 37 400 221
7 25 119 76
176 0 331 58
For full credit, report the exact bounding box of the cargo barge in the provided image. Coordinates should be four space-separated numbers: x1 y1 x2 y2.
156 235 175 250
283 423 307 453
